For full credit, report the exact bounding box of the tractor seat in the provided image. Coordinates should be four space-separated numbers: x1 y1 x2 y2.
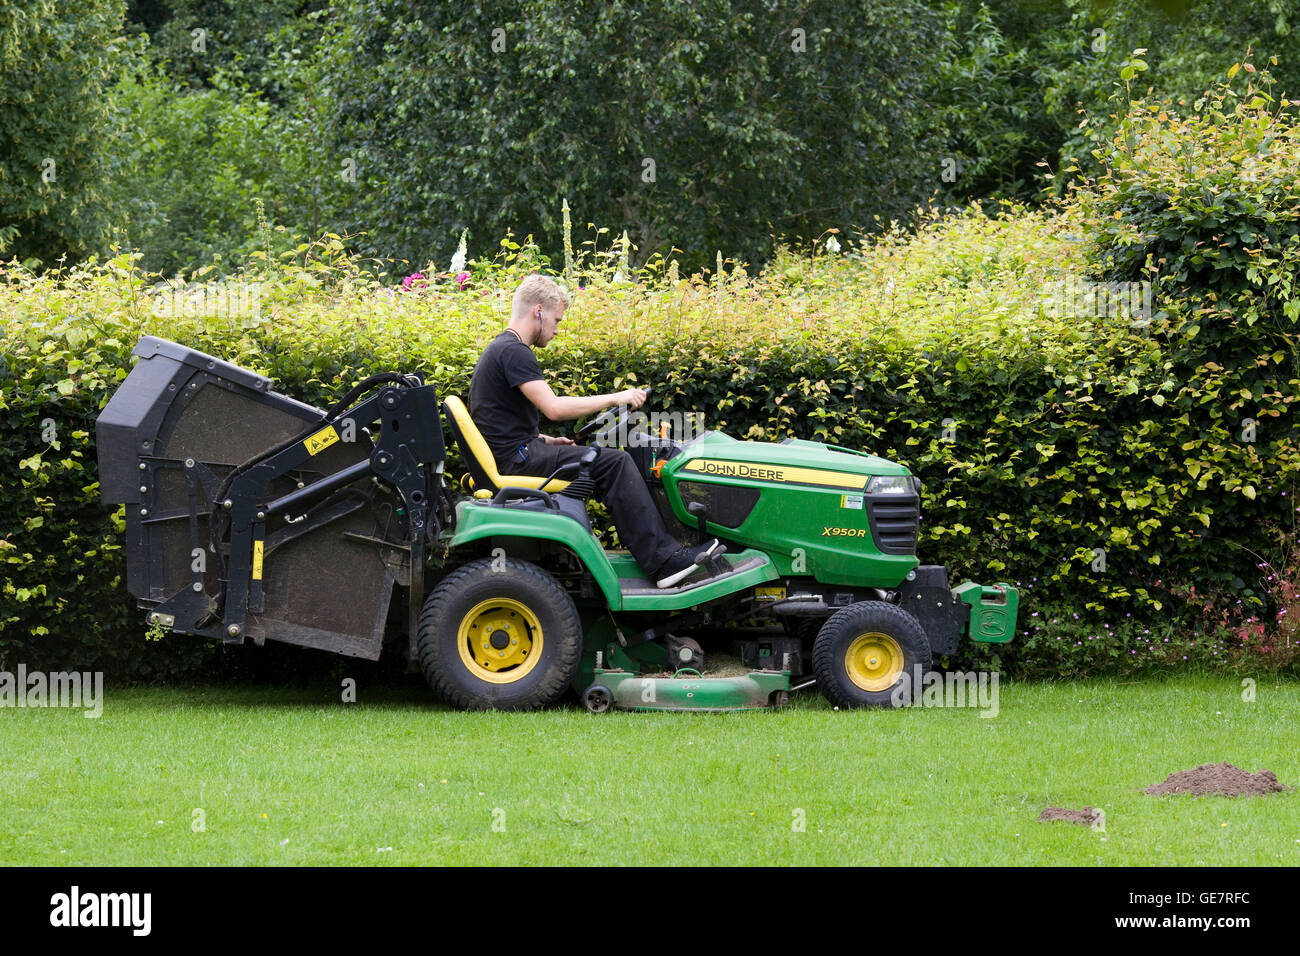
442 395 571 494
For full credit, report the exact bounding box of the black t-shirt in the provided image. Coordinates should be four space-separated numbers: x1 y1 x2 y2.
469 330 546 462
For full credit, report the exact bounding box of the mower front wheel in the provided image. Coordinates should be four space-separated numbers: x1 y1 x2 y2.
417 557 583 711
812 601 931 709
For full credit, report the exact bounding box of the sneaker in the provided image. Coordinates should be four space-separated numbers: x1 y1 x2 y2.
654 539 724 589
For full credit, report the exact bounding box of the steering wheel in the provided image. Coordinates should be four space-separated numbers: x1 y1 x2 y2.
575 388 649 446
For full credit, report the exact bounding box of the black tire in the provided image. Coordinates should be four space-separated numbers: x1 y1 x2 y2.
791 615 823 646
812 601 931 709
417 557 583 710
582 684 614 713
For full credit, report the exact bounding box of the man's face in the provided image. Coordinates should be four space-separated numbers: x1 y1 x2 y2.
534 303 565 347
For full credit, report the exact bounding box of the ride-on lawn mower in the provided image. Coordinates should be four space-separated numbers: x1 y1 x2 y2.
96 336 1019 712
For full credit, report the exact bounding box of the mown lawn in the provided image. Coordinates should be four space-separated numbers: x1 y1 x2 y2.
1 675 1295 866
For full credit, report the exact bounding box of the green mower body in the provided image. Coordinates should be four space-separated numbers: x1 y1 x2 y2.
97 336 1019 714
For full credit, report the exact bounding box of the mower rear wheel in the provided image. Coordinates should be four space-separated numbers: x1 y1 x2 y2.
812 601 931 709
582 684 614 713
417 557 583 710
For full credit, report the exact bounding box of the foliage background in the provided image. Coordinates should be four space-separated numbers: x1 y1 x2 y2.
5 66 1300 678
7 1 1300 274
2 2 1299 682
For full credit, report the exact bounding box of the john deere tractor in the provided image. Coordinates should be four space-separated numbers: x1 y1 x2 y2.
97 336 1018 712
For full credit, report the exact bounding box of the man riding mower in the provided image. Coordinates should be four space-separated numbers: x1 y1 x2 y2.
96 288 1019 713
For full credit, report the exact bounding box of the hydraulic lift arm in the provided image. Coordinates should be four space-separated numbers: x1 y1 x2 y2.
214 378 446 649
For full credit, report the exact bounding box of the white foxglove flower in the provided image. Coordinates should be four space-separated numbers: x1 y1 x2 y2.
450 229 468 273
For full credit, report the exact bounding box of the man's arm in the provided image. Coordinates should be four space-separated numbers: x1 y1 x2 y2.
519 379 646 422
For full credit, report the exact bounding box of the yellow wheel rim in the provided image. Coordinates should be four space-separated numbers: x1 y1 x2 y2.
844 632 904 692
456 598 543 684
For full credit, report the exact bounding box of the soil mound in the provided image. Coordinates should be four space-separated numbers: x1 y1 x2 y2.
1037 806 1101 825
1142 763 1287 797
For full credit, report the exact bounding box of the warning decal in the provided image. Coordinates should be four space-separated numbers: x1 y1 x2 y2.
304 425 340 456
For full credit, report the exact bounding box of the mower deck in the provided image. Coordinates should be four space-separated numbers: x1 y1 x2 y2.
582 666 790 713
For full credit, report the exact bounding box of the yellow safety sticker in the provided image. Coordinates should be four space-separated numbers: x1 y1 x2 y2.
755 586 786 601
304 425 340 456
681 459 868 490
252 540 264 580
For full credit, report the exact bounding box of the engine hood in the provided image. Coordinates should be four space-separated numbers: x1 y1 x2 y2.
665 431 910 490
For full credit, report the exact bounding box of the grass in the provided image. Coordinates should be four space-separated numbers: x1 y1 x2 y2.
1 675 1297 866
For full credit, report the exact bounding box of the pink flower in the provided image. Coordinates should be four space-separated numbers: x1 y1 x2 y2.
402 272 428 292
455 271 471 289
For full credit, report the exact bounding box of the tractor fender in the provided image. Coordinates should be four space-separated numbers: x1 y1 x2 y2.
448 500 622 607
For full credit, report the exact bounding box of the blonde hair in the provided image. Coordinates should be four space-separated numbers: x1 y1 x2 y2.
511 274 570 320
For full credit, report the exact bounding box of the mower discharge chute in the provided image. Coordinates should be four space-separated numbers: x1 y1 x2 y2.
97 336 1019 712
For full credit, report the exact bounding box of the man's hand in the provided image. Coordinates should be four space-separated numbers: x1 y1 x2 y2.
618 388 647 410
540 434 576 446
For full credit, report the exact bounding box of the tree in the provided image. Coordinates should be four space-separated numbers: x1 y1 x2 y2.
321 0 948 271
927 0 1300 202
0 0 127 267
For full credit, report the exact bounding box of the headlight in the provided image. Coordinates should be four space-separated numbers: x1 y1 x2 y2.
865 475 913 495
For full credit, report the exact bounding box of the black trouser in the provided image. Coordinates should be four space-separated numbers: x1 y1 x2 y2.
496 438 681 575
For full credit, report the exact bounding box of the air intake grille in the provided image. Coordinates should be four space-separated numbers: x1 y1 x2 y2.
867 496 920 554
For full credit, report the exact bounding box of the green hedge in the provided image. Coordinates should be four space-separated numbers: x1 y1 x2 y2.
4 70 1300 679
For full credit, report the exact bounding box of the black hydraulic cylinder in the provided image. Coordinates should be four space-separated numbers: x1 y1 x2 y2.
265 458 371 516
